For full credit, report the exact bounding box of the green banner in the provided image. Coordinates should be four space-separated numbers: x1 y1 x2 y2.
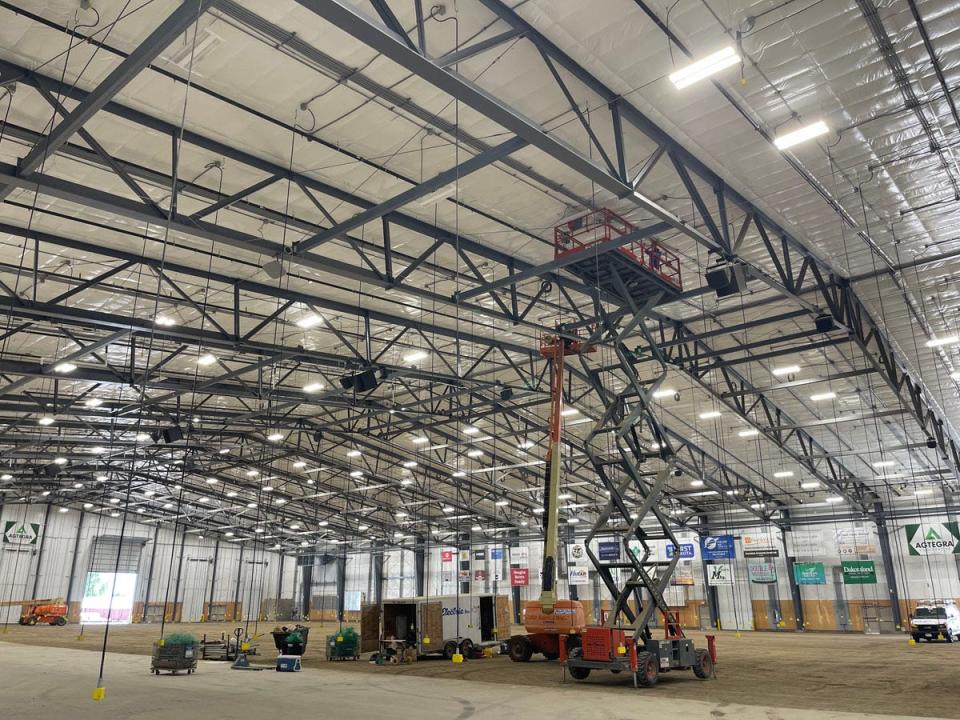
794 562 826 585
3 521 40 545
904 522 960 555
841 560 876 584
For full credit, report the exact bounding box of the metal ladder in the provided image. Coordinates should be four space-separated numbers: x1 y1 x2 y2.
574 267 685 641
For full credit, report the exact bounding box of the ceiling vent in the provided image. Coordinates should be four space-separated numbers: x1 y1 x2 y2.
162 26 223 71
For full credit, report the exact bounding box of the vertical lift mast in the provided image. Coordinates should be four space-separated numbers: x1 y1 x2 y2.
549 209 714 687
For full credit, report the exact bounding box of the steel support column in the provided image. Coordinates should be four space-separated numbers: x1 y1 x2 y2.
29 503 53 600
874 503 904 630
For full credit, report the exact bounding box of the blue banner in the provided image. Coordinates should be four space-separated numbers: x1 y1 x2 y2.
598 541 620 561
489 548 503 560
666 543 695 559
700 535 736 560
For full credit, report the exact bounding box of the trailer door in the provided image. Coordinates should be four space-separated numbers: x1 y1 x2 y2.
359 603 380 653
420 601 442 653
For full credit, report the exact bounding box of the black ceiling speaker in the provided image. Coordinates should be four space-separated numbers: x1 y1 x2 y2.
340 369 379 393
500 387 514 401
815 313 837 333
705 261 744 298
44 464 61 478
157 425 184 444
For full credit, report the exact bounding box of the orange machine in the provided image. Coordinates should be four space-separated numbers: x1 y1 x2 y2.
19 600 68 626
507 599 586 661
507 330 594 662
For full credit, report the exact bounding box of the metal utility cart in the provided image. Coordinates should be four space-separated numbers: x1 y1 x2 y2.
151 640 198 675
553 209 715 687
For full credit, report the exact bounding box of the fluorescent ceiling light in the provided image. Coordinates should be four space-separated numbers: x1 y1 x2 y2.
347 449 361 457
773 470 794 478
53 362 76 374
495 500 509 506
771 365 800 377
302 382 324 393
402 461 417 468
349 470 363 478
90 446 105 454
403 350 429 364
54 457 68 465
206 477 218 484
83 503 93 509
872 460 896 468
296 313 323 329
463 426 480 435
197 353 217 366
532 507 544 514
96 475 107 482
358 524 369 531
651 388 675 399
396 511 409 518
560 408 579 417
774 120 829 150
442 506 454 513
293 461 306 469
800 481 820 490
825 495 844 504
74 483 83 489
318 520 330 527
109 497 120 504
84 398 103 408
517 440 535 449
267 432 285 442
135 433 151 442
567 517 580 524
669 46 740 89
411 436 429 444
154 314 176 327
699 410 722 419
557 493 573 500
926 335 959 348
810 391 836 402
246 469 259 477
471 525 482 531
689 480 704 488
226 491 237 497
951 371 960 381
914 489 933 497
0 474 10 481
466 449 483 458
401 478 414 486
452 471 466 478
737 428 759 438
417 183 456 206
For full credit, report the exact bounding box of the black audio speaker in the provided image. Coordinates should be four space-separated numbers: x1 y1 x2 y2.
500 388 514 401
340 369 379 393
705 262 744 298
815 313 836 333
159 425 184 444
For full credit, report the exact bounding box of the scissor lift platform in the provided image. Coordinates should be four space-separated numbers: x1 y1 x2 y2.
555 208 683 305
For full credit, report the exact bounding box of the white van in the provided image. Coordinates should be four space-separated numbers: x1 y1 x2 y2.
910 600 960 642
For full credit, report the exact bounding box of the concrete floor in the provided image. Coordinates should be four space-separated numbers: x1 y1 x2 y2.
0 642 949 720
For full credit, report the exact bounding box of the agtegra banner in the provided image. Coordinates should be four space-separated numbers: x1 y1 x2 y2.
904 522 960 555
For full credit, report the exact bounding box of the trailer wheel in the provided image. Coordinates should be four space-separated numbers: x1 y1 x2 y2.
55 617 67 627
507 636 533 662
692 648 713 679
458 639 474 658
442 641 458 660
26 617 37 626
635 651 658 687
567 648 590 680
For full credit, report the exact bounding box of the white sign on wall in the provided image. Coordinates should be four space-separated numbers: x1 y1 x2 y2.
788 529 825 557
835 527 876 556
568 566 589 585
706 563 734 586
510 546 529 566
567 543 588 565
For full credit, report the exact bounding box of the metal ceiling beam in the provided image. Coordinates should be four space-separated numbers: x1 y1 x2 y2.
10 0 216 184
437 26 526 68
292 0 713 249
293 136 527 254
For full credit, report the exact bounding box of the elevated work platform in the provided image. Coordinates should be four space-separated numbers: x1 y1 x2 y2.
555 208 683 305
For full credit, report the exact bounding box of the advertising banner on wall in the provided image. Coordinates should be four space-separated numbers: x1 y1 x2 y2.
473 549 486 561
671 563 695 586
3 521 40 545
904 522 960 555
794 562 826 585
747 559 777 584
666 543 696 559
567 543 588 565
742 533 780 558
841 560 877 584
510 568 529 586
788 530 825 557
511 546 529 566
490 548 504 561
474 569 488 582
700 535 736 560
80 571 137 624
568 566 589 585
458 570 471 582
835 527 876 556
628 539 659 560
441 550 454 563
598 541 621 561
706 563 734 586
459 550 471 562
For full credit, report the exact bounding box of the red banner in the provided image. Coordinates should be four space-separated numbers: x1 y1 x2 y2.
510 568 529 586
441 550 453 562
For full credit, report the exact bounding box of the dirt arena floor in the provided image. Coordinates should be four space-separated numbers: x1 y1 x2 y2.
1 621 956 718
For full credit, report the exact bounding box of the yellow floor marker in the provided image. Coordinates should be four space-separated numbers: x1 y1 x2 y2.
91 687 105 702
735 631 742 638
908 637 917 646
452 653 464 663
76 634 85 641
